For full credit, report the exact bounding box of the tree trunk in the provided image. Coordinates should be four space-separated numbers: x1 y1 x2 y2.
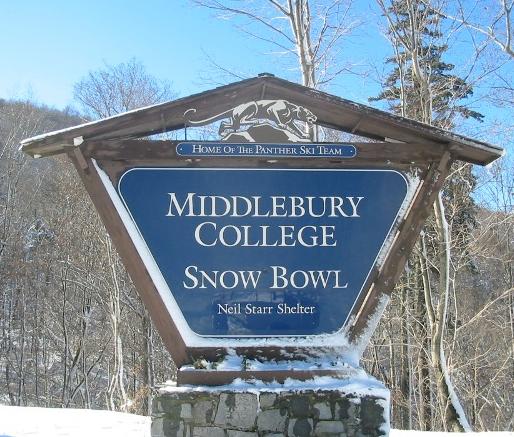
399 283 411 429
430 193 471 432
415 258 432 430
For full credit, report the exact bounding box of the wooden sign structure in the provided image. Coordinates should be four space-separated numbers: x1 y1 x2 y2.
20 75 503 385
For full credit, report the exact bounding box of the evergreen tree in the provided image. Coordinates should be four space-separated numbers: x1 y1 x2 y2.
371 0 483 129
369 0 484 432
372 0 480 265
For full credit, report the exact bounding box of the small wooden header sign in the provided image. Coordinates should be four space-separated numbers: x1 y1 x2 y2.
20 75 502 381
176 142 357 158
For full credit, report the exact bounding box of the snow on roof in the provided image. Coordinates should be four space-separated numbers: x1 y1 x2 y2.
19 75 503 166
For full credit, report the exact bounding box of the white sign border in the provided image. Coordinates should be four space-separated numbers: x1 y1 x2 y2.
95 160 416 348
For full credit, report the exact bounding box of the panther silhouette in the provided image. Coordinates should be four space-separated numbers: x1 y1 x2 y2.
184 100 316 139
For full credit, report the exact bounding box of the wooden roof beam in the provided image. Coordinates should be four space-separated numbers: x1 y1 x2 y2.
20 75 503 166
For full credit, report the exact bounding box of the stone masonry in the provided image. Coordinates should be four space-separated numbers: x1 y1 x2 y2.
152 387 389 437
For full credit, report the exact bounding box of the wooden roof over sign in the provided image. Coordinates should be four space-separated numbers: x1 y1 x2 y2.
20 74 502 166
18 75 506 381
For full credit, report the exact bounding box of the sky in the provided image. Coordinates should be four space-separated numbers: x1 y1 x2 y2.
1 0 251 105
1 0 513 153
0 0 387 107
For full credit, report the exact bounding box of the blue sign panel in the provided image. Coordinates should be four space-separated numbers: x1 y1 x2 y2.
118 168 408 337
176 142 357 159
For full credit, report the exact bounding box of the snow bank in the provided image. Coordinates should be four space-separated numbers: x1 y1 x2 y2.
0 405 512 436
0 406 151 437
392 431 513 436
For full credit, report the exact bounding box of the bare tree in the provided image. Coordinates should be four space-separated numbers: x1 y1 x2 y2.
422 0 514 107
427 0 514 59
73 59 177 413
73 58 175 119
192 0 359 88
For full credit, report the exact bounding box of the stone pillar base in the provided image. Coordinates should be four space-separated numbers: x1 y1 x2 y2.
151 377 389 437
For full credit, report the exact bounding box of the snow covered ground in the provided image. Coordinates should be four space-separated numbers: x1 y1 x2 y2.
0 406 150 437
0 405 512 437
392 431 513 436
